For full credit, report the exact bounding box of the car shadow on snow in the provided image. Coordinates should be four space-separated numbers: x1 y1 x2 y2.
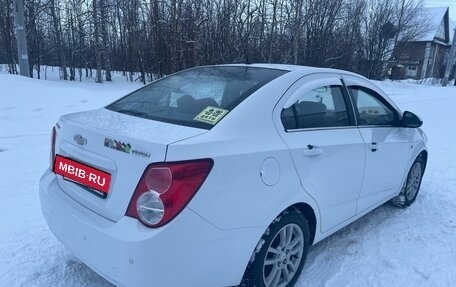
26 254 115 287
295 193 429 287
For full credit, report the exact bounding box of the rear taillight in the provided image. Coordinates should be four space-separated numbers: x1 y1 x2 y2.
50 126 57 168
126 159 213 227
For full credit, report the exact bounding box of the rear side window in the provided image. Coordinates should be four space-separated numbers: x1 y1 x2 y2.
281 85 351 130
107 66 287 129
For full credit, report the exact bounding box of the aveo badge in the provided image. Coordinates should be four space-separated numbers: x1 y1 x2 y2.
104 137 150 158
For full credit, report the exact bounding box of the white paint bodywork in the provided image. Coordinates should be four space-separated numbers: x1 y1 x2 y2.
39 64 427 287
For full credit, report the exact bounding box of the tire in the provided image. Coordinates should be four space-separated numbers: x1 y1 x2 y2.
241 208 310 287
391 155 424 208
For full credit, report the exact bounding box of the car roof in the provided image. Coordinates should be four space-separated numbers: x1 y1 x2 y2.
221 63 363 78
219 63 400 112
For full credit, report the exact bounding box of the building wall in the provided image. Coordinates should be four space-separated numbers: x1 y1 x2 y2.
425 42 449 79
393 41 450 80
392 42 426 79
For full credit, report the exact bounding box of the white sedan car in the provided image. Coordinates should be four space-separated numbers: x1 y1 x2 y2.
40 64 427 287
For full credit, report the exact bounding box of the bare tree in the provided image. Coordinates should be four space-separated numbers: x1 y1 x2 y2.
392 0 431 59
49 0 68 80
92 0 102 82
1 0 18 74
0 0 432 82
99 0 111 81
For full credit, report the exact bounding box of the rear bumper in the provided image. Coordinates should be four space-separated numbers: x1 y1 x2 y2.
39 169 263 287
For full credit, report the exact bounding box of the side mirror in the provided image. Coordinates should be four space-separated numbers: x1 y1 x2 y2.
402 111 423 128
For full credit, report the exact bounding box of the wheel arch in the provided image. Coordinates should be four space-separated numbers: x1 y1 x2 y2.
418 149 428 173
246 201 318 267
288 202 317 245
241 201 317 286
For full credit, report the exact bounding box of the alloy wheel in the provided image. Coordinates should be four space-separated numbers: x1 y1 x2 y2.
262 223 304 287
405 162 422 201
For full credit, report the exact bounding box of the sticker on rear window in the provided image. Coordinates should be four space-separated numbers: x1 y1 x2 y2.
194 106 229 125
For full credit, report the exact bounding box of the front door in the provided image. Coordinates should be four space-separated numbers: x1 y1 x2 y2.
343 75 410 213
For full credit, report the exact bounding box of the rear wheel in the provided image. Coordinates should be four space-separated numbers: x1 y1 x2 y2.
391 155 424 208
242 208 310 287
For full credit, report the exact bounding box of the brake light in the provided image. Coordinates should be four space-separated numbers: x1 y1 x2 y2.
126 159 213 227
50 126 56 168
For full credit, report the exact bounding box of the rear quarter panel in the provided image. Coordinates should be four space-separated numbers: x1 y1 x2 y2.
166 70 321 231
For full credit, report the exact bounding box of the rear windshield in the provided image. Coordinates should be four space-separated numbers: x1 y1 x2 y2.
106 66 287 129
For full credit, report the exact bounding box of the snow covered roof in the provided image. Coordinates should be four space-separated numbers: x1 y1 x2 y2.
418 7 449 43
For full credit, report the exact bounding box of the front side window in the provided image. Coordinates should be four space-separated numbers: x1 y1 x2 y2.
348 86 397 126
107 66 287 129
281 85 350 130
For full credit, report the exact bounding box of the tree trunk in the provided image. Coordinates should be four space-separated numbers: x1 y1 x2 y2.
93 0 102 83
1 0 17 74
268 0 278 63
49 0 68 80
99 0 111 81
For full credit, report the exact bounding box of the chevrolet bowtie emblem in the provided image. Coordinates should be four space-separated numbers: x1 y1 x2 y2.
74 134 87 146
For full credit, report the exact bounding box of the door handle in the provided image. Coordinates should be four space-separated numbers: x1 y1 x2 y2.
302 145 323 156
368 142 379 152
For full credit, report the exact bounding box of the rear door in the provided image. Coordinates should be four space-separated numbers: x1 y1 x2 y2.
342 75 410 213
276 73 366 233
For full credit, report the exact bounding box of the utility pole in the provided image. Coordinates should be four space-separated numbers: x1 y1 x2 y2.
13 0 31 77
442 28 456 86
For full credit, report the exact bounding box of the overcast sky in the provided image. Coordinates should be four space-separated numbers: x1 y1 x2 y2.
425 0 456 20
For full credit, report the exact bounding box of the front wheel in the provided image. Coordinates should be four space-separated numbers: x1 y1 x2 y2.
242 208 310 287
391 155 424 208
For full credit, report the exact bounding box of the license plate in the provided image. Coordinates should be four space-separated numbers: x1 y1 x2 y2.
53 154 111 194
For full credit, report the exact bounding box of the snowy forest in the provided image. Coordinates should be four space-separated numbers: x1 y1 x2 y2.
0 0 430 83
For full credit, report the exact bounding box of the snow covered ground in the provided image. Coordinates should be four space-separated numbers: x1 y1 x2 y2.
0 72 455 287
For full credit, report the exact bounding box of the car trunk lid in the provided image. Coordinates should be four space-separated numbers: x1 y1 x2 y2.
54 108 207 221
